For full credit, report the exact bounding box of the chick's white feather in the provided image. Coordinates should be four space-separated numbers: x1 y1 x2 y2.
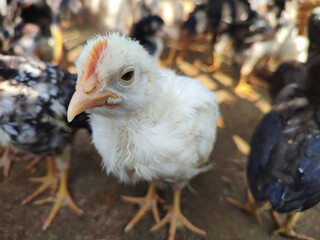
77 33 219 185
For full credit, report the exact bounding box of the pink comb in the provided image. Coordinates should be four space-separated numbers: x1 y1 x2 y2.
78 39 108 93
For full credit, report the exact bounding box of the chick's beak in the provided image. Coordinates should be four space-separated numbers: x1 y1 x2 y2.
68 38 115 122
67 84 117 122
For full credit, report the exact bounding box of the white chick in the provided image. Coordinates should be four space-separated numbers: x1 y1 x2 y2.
67 33 219 240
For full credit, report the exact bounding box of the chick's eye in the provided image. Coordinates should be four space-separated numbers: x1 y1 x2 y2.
121 70 134 82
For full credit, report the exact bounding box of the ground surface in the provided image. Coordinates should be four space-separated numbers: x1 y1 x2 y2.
1 30 320 240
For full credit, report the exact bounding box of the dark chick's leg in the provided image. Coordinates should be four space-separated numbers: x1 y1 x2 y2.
226 188 265 224
272 212 315 240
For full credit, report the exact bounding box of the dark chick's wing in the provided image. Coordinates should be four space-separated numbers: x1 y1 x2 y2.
277 132 320 212
247 112 286 200
248 98 320 213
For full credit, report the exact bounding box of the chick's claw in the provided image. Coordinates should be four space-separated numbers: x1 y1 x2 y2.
271 212 315 240
122 183 163 232
22 157 58 205
226 188 263 224
151 188 206 240
40 169 83 231
22 158 82 230
234 81 253 95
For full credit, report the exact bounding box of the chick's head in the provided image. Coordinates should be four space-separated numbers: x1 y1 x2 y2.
68 33 158 121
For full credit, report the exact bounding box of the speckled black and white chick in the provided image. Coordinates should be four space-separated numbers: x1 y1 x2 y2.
0 0 23 53
228 56 320 240
0 55 90 230
67 33 219 240
130 15 166 59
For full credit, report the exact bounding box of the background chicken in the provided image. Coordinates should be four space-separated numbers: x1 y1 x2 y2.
67 33 219 240
0 55 90 230
130 15 166 59
266 60 305 103
226 6 320 239
229 54 320 240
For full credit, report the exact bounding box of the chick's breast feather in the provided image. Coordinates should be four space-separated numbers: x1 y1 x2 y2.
69 32 219 185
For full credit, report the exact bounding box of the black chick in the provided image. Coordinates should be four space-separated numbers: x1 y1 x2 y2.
228 56 320 240
267 6 320 104
267 60 305 103
130 15 166 59
0 55 90 230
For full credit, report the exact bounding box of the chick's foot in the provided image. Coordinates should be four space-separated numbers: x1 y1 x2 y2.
22 157 58 204
37 168 83 231
272 212 315 240
122 183 163 232
151 188 206 240
226 188 264 224
234 78 254 100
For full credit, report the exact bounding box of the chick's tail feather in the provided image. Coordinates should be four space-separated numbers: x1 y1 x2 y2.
259 180 286 210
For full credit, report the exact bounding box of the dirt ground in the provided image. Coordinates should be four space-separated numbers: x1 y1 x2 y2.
1 30 320 240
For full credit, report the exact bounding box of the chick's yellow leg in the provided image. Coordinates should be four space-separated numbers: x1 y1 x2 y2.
234 76 253 96
151 188 206 240
36 168 83 231
207 49 221 73
22 156 58 204
226 188 263 224
50 23 63 65
165 45 177 67
272 212 315 240
122 183 163 232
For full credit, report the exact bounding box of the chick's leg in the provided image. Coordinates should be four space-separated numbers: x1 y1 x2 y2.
50 23 63 65
208 36 233 73
226 188 264 224
0 147 19 177
234 75 253 97
272 212 315 240
24 155 43 171
151 187 206 240
234 45 263 97
207 48 222 72
122 183 163 232
38 167 83 230
35 146 83 230
22 156 58 204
